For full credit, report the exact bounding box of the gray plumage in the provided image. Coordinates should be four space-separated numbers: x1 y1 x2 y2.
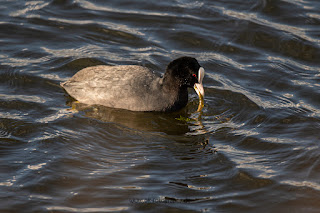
60 57 204 112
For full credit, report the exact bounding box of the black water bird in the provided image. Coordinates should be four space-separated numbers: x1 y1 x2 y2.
61 57 205 112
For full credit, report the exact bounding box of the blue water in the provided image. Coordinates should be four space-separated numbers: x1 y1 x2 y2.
1 0 320 212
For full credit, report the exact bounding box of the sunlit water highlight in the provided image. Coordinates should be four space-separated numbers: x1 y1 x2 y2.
1 0 320 212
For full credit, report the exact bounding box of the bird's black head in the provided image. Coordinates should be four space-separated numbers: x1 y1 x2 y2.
165 56 205 99
165 56 201 87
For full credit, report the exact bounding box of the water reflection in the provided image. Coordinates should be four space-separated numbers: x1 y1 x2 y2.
2 0 320 211
67 100 195 135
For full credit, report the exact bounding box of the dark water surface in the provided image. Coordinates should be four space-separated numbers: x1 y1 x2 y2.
1 0 320 212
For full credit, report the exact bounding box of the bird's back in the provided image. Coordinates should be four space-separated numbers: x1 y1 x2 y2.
61 65 172 111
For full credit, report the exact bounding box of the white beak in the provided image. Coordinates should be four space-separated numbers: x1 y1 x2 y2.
194 67 205 98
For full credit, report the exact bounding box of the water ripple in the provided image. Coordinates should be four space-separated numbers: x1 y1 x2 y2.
1 0 320 212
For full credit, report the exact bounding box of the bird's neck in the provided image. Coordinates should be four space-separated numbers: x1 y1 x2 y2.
161 74 189 111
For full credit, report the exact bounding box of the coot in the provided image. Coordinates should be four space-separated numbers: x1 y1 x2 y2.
61 56 205 112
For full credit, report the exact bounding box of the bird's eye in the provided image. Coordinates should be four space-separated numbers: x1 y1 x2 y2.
192 74 197 78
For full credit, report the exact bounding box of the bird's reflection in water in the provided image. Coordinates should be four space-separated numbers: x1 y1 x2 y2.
66 100 200 135
66 98 214 154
